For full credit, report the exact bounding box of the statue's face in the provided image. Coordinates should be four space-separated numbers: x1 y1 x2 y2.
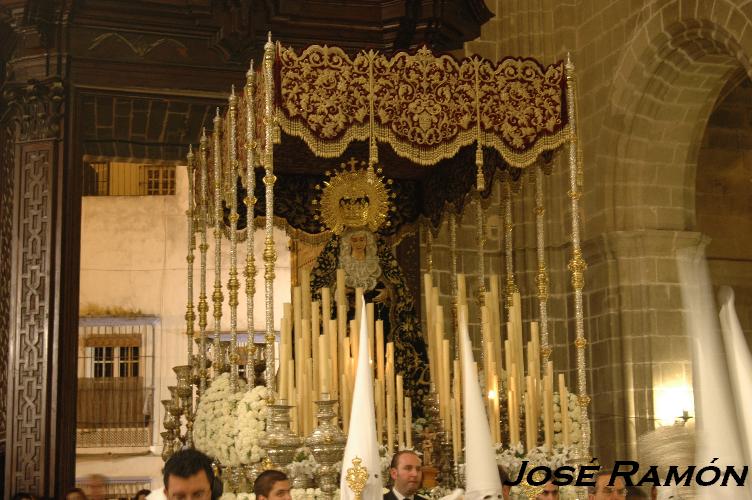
350 233 368 252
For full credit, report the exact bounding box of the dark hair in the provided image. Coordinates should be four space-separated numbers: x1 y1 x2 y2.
497 465 509 485
66 488 87 499
11 494 37 500
133 488 151 499
254 470 288 498
389 450 420 469
163 449 215 491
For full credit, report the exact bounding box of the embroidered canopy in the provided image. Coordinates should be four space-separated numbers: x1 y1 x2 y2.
210 39 575 236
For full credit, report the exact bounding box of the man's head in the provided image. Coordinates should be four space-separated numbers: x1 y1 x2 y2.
65 488 87 500
389 450 423 497
254 470 291 500
84 474 106 500
497 466 511 500
588 471 626 500
163 449 216 500
536 481 559 499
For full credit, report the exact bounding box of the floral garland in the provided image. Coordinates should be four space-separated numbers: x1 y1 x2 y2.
236 385 269 464
193 374 268 467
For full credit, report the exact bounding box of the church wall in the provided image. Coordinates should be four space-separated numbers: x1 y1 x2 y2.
696 76 752 349
447 0 752 464
78 165 291 489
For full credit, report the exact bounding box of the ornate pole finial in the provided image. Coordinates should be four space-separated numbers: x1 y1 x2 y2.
345 457 369 500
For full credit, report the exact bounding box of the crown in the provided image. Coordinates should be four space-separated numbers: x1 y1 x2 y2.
314 158 393 235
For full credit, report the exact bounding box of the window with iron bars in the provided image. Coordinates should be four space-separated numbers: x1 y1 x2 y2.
82 161 176 196
77 317 156 449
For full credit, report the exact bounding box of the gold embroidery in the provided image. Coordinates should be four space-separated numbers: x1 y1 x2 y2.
273 44 570 168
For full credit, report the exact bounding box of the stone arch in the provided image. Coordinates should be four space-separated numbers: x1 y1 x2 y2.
580 0 752 463
599 0 752 231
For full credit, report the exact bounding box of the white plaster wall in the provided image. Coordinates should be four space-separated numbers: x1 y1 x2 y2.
78 165 291 487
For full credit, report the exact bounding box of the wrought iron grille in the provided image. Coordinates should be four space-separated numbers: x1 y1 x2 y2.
76 317 157 448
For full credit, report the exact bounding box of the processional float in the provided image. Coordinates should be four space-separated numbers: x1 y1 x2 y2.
164 34 592 498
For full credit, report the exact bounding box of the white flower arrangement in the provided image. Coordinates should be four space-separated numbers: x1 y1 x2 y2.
288 447 318 481
193 374 268 467
236 385 269 465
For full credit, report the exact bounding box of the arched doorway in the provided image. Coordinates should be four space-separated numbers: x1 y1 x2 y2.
586 0 752 464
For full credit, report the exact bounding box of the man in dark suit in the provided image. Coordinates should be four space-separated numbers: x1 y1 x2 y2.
384 450 427 500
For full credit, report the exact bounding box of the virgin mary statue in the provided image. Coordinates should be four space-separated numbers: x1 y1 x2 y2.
310 164 430 415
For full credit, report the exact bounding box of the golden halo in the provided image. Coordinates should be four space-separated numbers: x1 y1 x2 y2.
314 158 392 235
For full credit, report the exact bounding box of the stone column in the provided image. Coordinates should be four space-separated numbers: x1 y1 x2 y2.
584 229 707 464
2 78 78 498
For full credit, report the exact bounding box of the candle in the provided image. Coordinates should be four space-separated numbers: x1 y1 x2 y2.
355 287 364 326
366 302 374 362
290 382 298 434
441 338 450 426
457 273 466 306
524 389 533 452
337 305 347 380
311 300 320 356
279 340 288 401
305 359 314 435
405 397 413 448
329 318 339 398
288 359 295 416
396 375 404 449
492 375 500 444
319 334 329 396
322 287 331 323
293 286 302 344
509 387 520 446
451 398 459 462
375 378 384 442
526 375 536 449
559 374 570 446
543 370 553 451
453 365 462 453
376 320 385 382
336 269 346 305
350 319 359 367
301 269 311 319
342 373 350 433
386 392 395 452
